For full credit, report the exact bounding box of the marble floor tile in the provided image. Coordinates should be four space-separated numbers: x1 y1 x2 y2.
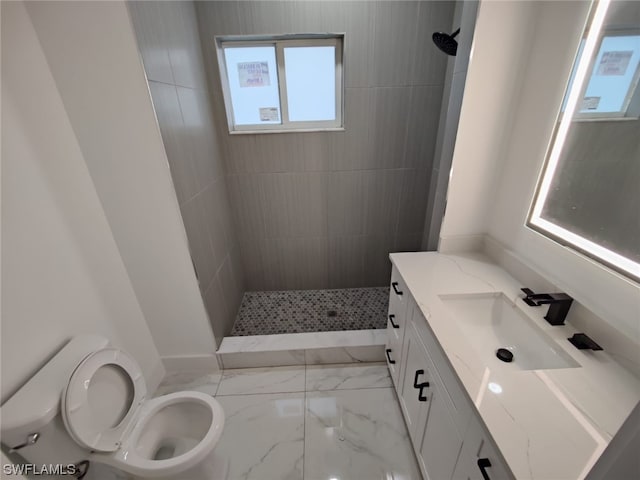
215 393 305 480
304 388 422 480
305 362 392 391
154 371 221 397
216 365 306 396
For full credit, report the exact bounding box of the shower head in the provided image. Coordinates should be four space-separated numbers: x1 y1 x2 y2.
432 28 460 56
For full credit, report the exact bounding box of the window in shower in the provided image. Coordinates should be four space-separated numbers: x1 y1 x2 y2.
216 34 344 133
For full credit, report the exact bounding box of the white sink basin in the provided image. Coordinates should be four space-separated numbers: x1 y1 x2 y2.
439 293 580 371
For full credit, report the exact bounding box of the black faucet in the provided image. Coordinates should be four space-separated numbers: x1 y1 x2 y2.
521 288 573 326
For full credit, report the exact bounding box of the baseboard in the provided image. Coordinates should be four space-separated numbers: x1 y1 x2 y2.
161 354 221 374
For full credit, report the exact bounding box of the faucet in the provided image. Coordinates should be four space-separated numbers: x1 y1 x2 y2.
521 288 573 326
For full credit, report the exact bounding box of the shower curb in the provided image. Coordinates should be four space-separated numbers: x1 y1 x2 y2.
216 329 386 369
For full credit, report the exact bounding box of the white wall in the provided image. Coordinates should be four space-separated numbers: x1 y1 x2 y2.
24 1 220 370
440 0 639 357
1 1 163 402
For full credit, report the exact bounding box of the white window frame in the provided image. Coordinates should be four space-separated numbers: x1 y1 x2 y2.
215 34 344 134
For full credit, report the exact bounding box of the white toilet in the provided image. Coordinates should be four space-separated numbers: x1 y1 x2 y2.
1 335 225 479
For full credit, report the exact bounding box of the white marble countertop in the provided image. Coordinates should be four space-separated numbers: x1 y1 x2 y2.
390 251 640 480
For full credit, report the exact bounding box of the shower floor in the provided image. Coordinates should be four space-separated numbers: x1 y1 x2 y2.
230 287 389 336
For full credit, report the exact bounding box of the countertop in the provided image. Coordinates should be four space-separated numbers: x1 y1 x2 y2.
390 251 640 480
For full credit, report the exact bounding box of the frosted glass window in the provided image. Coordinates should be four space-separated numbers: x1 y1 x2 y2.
223 46 281 125
284 46 336 122
216 35 343 132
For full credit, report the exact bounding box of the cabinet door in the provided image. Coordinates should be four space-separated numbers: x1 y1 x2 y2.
398 322 431 444
418 378 463 480
452 418 513 480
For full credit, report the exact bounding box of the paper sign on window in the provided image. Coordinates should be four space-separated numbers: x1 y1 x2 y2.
597 51 633 76
259 107 279 122
238 61 270 87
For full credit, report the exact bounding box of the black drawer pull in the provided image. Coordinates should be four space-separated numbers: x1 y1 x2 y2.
389 314 399 328
413 369 430 402
392 282 403 295
477 458 492 480
385 349 395 364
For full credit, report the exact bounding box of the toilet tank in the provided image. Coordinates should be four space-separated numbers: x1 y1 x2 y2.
1 334 109 465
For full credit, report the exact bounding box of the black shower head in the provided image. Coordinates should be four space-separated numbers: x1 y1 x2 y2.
432 28 460 56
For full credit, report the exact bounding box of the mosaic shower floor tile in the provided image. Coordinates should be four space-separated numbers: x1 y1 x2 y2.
230 287 389 336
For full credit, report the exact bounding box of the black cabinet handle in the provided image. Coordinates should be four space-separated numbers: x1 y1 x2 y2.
385 349 395 364
389 314 399 328
413 369 430 402
392 282 403 295
477 458 492 480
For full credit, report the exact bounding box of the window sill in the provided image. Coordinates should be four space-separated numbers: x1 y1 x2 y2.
228 127 345 135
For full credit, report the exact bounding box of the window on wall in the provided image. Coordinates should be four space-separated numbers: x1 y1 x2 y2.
216 35 344 133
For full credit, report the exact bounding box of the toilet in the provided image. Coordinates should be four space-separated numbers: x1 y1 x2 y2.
1 335 225 479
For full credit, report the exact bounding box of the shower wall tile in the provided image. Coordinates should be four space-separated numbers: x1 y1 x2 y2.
328 236 366 288
166 1 208 90
237 236 267 291
370 1 419 87
227 174 266 239
180 194 217 288
128 1 174 84
363 234 395 286
229 245 247 295
394 233 423 253
176 86 224 189
369 87 412 169
262 236 329 291
412 1 457 85
238 1 297 35
290 1 374 88
405 85 445 170
147 81 197 205
261 173 329 238
201 182 228 271
219 254 243 325
327 171 368 237
328 169 404 237
397 168 432 236
329 88 373 171
203 273 229 343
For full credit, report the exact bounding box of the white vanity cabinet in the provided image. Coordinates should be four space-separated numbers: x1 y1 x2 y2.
452 416 512 480
385 266 410 386
386 269 513 480
399 319 463 480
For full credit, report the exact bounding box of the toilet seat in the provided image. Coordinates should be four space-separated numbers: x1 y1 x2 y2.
61 348 146 452
92 391 225 478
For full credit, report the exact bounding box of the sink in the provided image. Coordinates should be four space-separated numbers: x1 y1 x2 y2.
439 293 580 371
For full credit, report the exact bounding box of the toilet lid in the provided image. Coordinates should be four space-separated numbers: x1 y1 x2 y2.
62 348 147 452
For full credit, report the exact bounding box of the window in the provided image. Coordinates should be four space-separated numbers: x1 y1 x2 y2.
216 35 343 133
528 0 640 281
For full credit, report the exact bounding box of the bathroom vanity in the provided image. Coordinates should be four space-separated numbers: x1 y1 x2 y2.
385 252 640 480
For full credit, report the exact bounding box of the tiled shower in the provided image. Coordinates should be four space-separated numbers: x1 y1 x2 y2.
128 1 455 344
